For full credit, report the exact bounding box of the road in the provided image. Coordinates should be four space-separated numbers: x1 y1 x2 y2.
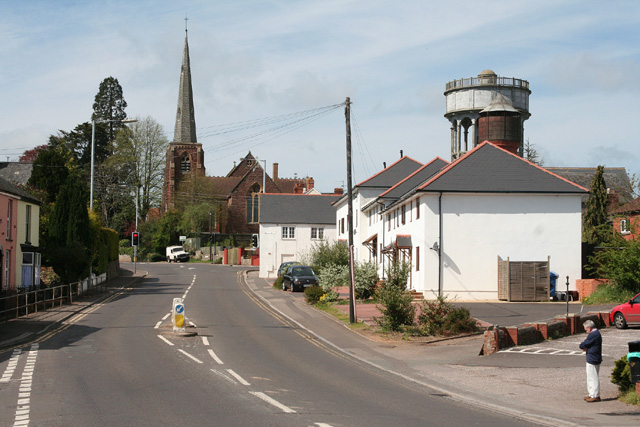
0 262 540 426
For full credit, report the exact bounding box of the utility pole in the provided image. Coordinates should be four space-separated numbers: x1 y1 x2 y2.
345 97 356 324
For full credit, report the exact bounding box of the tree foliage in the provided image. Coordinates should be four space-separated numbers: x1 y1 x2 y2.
302 240 349 272
47 174 91 283
92 76 128 145
27 146 70 204
20 145 47 162
524 139 544 166
583 165 610 244
590 238 640 293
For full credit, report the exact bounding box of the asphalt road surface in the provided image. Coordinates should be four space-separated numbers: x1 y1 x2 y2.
0 263 539 426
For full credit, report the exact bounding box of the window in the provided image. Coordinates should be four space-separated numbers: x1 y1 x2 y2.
25 204 31 244
180 153 191 173
311 227 324 239
401 205 406 225
387 214 391 231
282 226 295 239
246 183 261 223
416 198 420 219
340 218 345 234
409 201 413 222
621 219 630 234
6 199 12 240
4 249 10 291
416 246 420 271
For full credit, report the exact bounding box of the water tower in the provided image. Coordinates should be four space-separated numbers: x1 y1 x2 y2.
444 69 531 160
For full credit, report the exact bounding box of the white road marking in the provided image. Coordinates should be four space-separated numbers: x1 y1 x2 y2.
249 391 296 413
162 312 171 320
499 347 583 356
315 424 335 427
210 369 236 384
12 344 38 426
1 349 21 383
154 321 162 329
201 336 210 346
189 321 197 327
157 335 174 346
227 369 250 385
208 349 224 365
178 349 203 364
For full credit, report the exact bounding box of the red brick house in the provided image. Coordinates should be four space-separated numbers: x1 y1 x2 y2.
611 196 640 240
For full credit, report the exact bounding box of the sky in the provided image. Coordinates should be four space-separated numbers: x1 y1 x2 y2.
1 0 639 193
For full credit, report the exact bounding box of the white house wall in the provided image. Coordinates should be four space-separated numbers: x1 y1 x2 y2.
421 193 583 300
259 223 337 278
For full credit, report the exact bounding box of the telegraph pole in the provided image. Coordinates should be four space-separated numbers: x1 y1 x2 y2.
345 97 356 324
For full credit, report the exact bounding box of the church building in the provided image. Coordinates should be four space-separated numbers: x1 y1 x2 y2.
161 28 313 235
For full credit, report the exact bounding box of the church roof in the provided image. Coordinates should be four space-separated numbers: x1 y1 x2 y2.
0 162 33 186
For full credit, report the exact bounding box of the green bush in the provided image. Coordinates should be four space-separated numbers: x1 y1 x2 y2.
387 261 410 289
583 284 637 305
215 257 222 264
304 286 325 304
304 240 349 271
149 253 164 262
354 262 378 300
417 295 477 336
273 275 284 290
442 307 477 336
319 264 348 292
417 295 452 335
611 355 633 393
375 282 415 331
590 238 640 294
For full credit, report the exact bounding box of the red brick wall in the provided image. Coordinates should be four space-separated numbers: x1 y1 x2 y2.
576 279 608 301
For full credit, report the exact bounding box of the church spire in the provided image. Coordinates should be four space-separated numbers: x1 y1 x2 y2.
173 25 197 143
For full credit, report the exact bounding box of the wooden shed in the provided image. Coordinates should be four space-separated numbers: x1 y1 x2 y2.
498 257 550 301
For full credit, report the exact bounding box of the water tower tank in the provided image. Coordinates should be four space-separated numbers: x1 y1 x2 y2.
477 93 522 155
444 70 531 160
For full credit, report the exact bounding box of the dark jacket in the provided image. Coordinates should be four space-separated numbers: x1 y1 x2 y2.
579 329 602 365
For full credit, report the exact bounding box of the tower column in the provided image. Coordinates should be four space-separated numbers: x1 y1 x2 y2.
471 118 477 148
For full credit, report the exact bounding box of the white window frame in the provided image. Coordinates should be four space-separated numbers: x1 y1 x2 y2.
282 226 295 239
311 227 324 239
4 249 10 291
25 204 31 244
6 199 12 240
621 218 630 235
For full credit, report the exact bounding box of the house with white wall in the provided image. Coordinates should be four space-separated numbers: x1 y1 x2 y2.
259 194 340 278
334 156 423 263
0 177 41 292
351 142 588 300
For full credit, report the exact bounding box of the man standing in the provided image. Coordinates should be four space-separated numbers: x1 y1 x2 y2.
579 319 602 402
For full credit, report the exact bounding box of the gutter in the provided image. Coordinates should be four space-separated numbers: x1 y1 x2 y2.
438 192 443 297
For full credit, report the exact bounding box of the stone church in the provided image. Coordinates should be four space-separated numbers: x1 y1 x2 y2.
161 29 314 235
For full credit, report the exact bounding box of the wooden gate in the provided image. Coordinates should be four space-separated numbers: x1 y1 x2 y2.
498 257 550 301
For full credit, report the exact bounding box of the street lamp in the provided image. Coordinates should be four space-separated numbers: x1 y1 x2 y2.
90 118 138 210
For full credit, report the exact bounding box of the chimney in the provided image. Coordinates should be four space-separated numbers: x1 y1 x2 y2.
383 162 386 169
272 162 279 180
293 183 303 194
306 177 314 190
334 187 344 195
400 150 403 158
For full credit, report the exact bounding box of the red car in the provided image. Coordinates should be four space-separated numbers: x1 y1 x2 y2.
610 292 640 329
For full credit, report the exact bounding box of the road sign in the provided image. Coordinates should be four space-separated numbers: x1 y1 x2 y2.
172 298 186 332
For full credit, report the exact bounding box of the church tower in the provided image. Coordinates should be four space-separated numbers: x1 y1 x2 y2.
162 27 206 212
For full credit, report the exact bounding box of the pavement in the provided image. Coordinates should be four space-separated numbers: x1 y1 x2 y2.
2 266 640 426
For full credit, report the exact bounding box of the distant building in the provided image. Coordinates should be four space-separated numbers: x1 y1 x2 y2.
160 29 313 235
0 162 33 187
258 194 340 278
0 177 41 292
